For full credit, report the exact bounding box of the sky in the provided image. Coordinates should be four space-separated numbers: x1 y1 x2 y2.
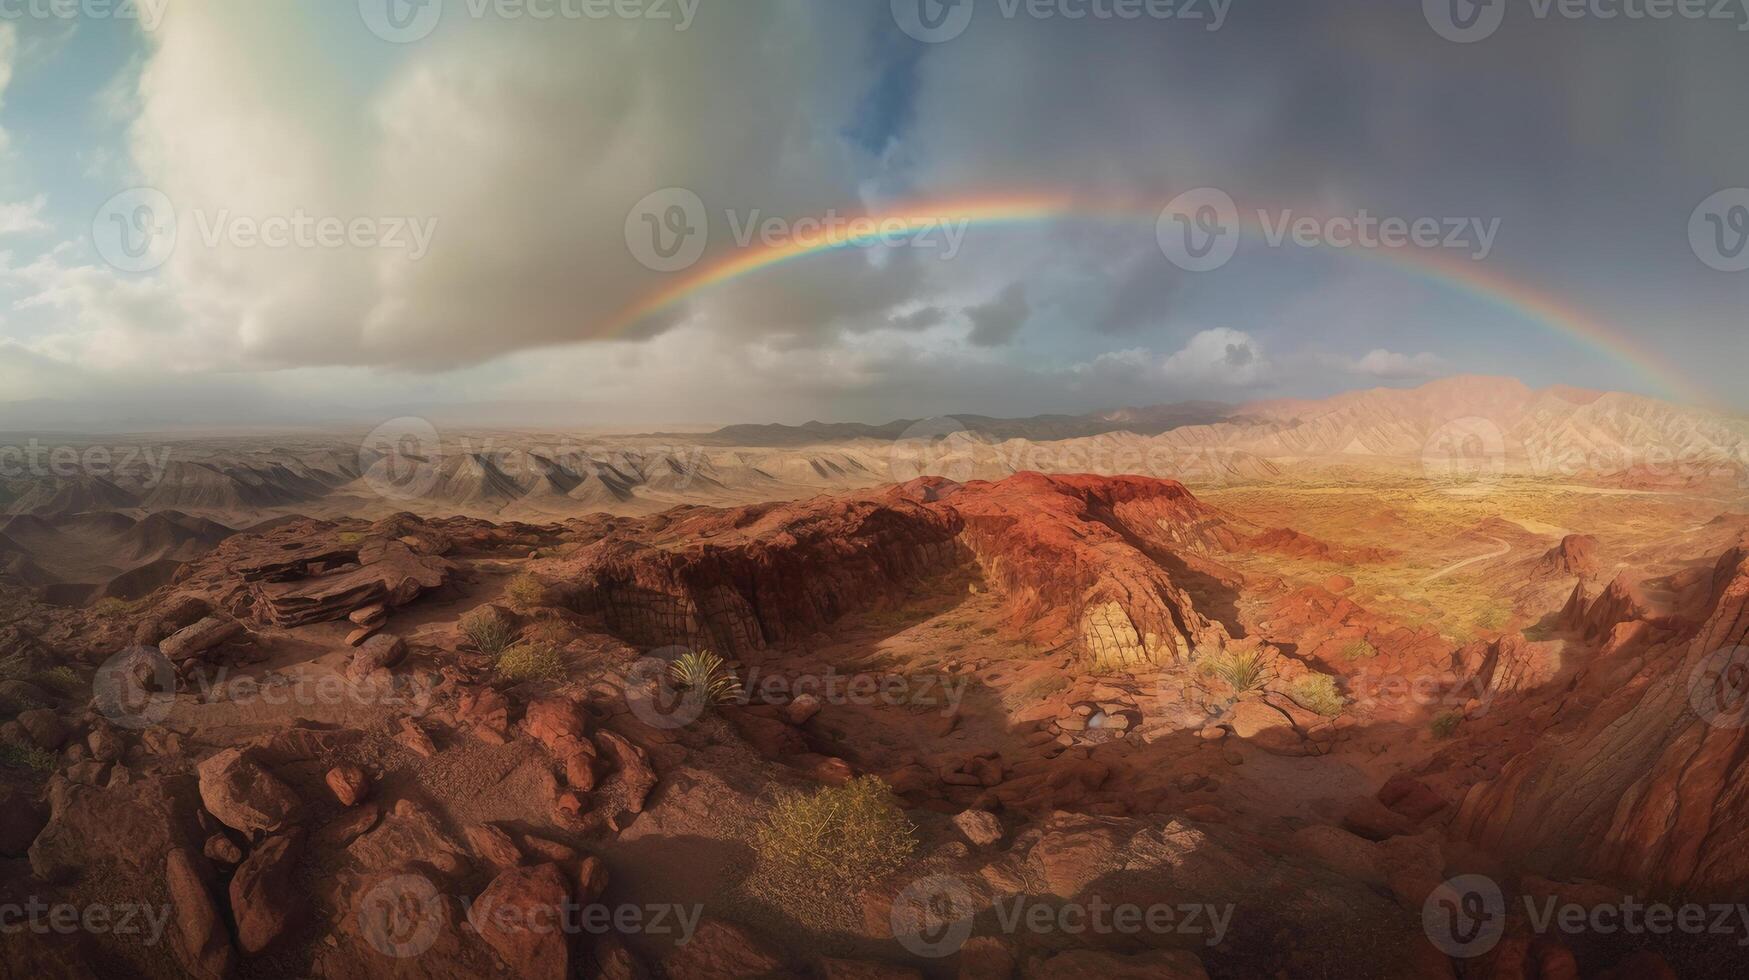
0 0 1745 431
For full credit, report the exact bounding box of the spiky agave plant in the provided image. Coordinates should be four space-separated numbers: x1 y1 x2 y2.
669 650 744 707
1211 649 1267 694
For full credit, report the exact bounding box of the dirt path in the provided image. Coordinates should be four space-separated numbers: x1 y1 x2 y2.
1421 535 1510 583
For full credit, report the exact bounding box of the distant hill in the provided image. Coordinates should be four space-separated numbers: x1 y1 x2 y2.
687 401 1236 446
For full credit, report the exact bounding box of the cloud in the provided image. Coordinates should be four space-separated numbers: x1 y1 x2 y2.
0 195 49 236
1344 348 1448 380
1161 328 1273 386
964 282 1031 347
0 22 15 150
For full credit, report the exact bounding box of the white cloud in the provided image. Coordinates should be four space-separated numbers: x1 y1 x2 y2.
1161 328 1273 386
0 195 49 236
1345 348 1448 380
0 22 16 151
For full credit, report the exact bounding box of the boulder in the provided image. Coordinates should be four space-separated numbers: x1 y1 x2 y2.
165 847 238 980
1022 949 1207 979
31 774 203 881
347 634 407 680
471 863 573 980
465 824 523 873
326 765 369 807
596 731 657 813
161 616 243 663
197 748 302 835
952 809 1004 848
457 687 511 744
661 919 784 980
230 832 304 954
16 708 68 749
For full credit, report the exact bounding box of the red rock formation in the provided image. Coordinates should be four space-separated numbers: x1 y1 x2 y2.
556 473 1239 670
1453 545 1749 897
1538 533 1601 579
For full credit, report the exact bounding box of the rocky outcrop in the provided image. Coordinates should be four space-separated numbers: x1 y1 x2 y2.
165 847 238 979
251 538 451 628
559 494 964 657
1538 533 1601 579
231 832 304 954
557 473 1236 671
1453 546 1749 897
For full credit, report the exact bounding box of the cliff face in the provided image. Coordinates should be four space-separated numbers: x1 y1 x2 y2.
557 473 1236 669
1453 546 1749 897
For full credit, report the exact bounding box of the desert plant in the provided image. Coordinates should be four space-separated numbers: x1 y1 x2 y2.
29 666 81 695
1208 650 1266 694
0 653 27 682
1290 673 1346 717
669 650 744 706
754 776 917 896
90 596 135 617
1342 639 1379 661
0 740 56 774
460 609 516 657
496 643 566 682
504 573 548 610
1431 710 1463 739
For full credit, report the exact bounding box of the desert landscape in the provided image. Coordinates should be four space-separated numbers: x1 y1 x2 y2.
4 3 1748 978
2 377 1748 977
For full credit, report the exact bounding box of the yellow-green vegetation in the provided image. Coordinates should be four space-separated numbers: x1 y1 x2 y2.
28 667 81 696
1204 649 1267 694
460 608 516 656
754 776 917 896
1431 710 1463 739
89 596 143 617
505 573 548 610
337 530 367 544
0 653 25 681
0 740 56 774
1290 673 1346 717
1342 638 1379 661
669 650 744 705
496 643 566 682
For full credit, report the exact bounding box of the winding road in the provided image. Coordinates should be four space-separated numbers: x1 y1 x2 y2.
1422 535 1511 583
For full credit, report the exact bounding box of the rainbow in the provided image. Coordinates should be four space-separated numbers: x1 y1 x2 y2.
604 191 1707 406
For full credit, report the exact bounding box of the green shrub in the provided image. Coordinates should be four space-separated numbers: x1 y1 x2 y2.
1290 673 1346 717
754 776 917 896
497 644 566 682
1431 710 1463 739
0 653 26 682
1342 639 1379 661
505 573 548 610
669 650 743 706
0 740 56 774
460 609 516 657
90 597 136 617
1207 650 1266 694
29 667 81 696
